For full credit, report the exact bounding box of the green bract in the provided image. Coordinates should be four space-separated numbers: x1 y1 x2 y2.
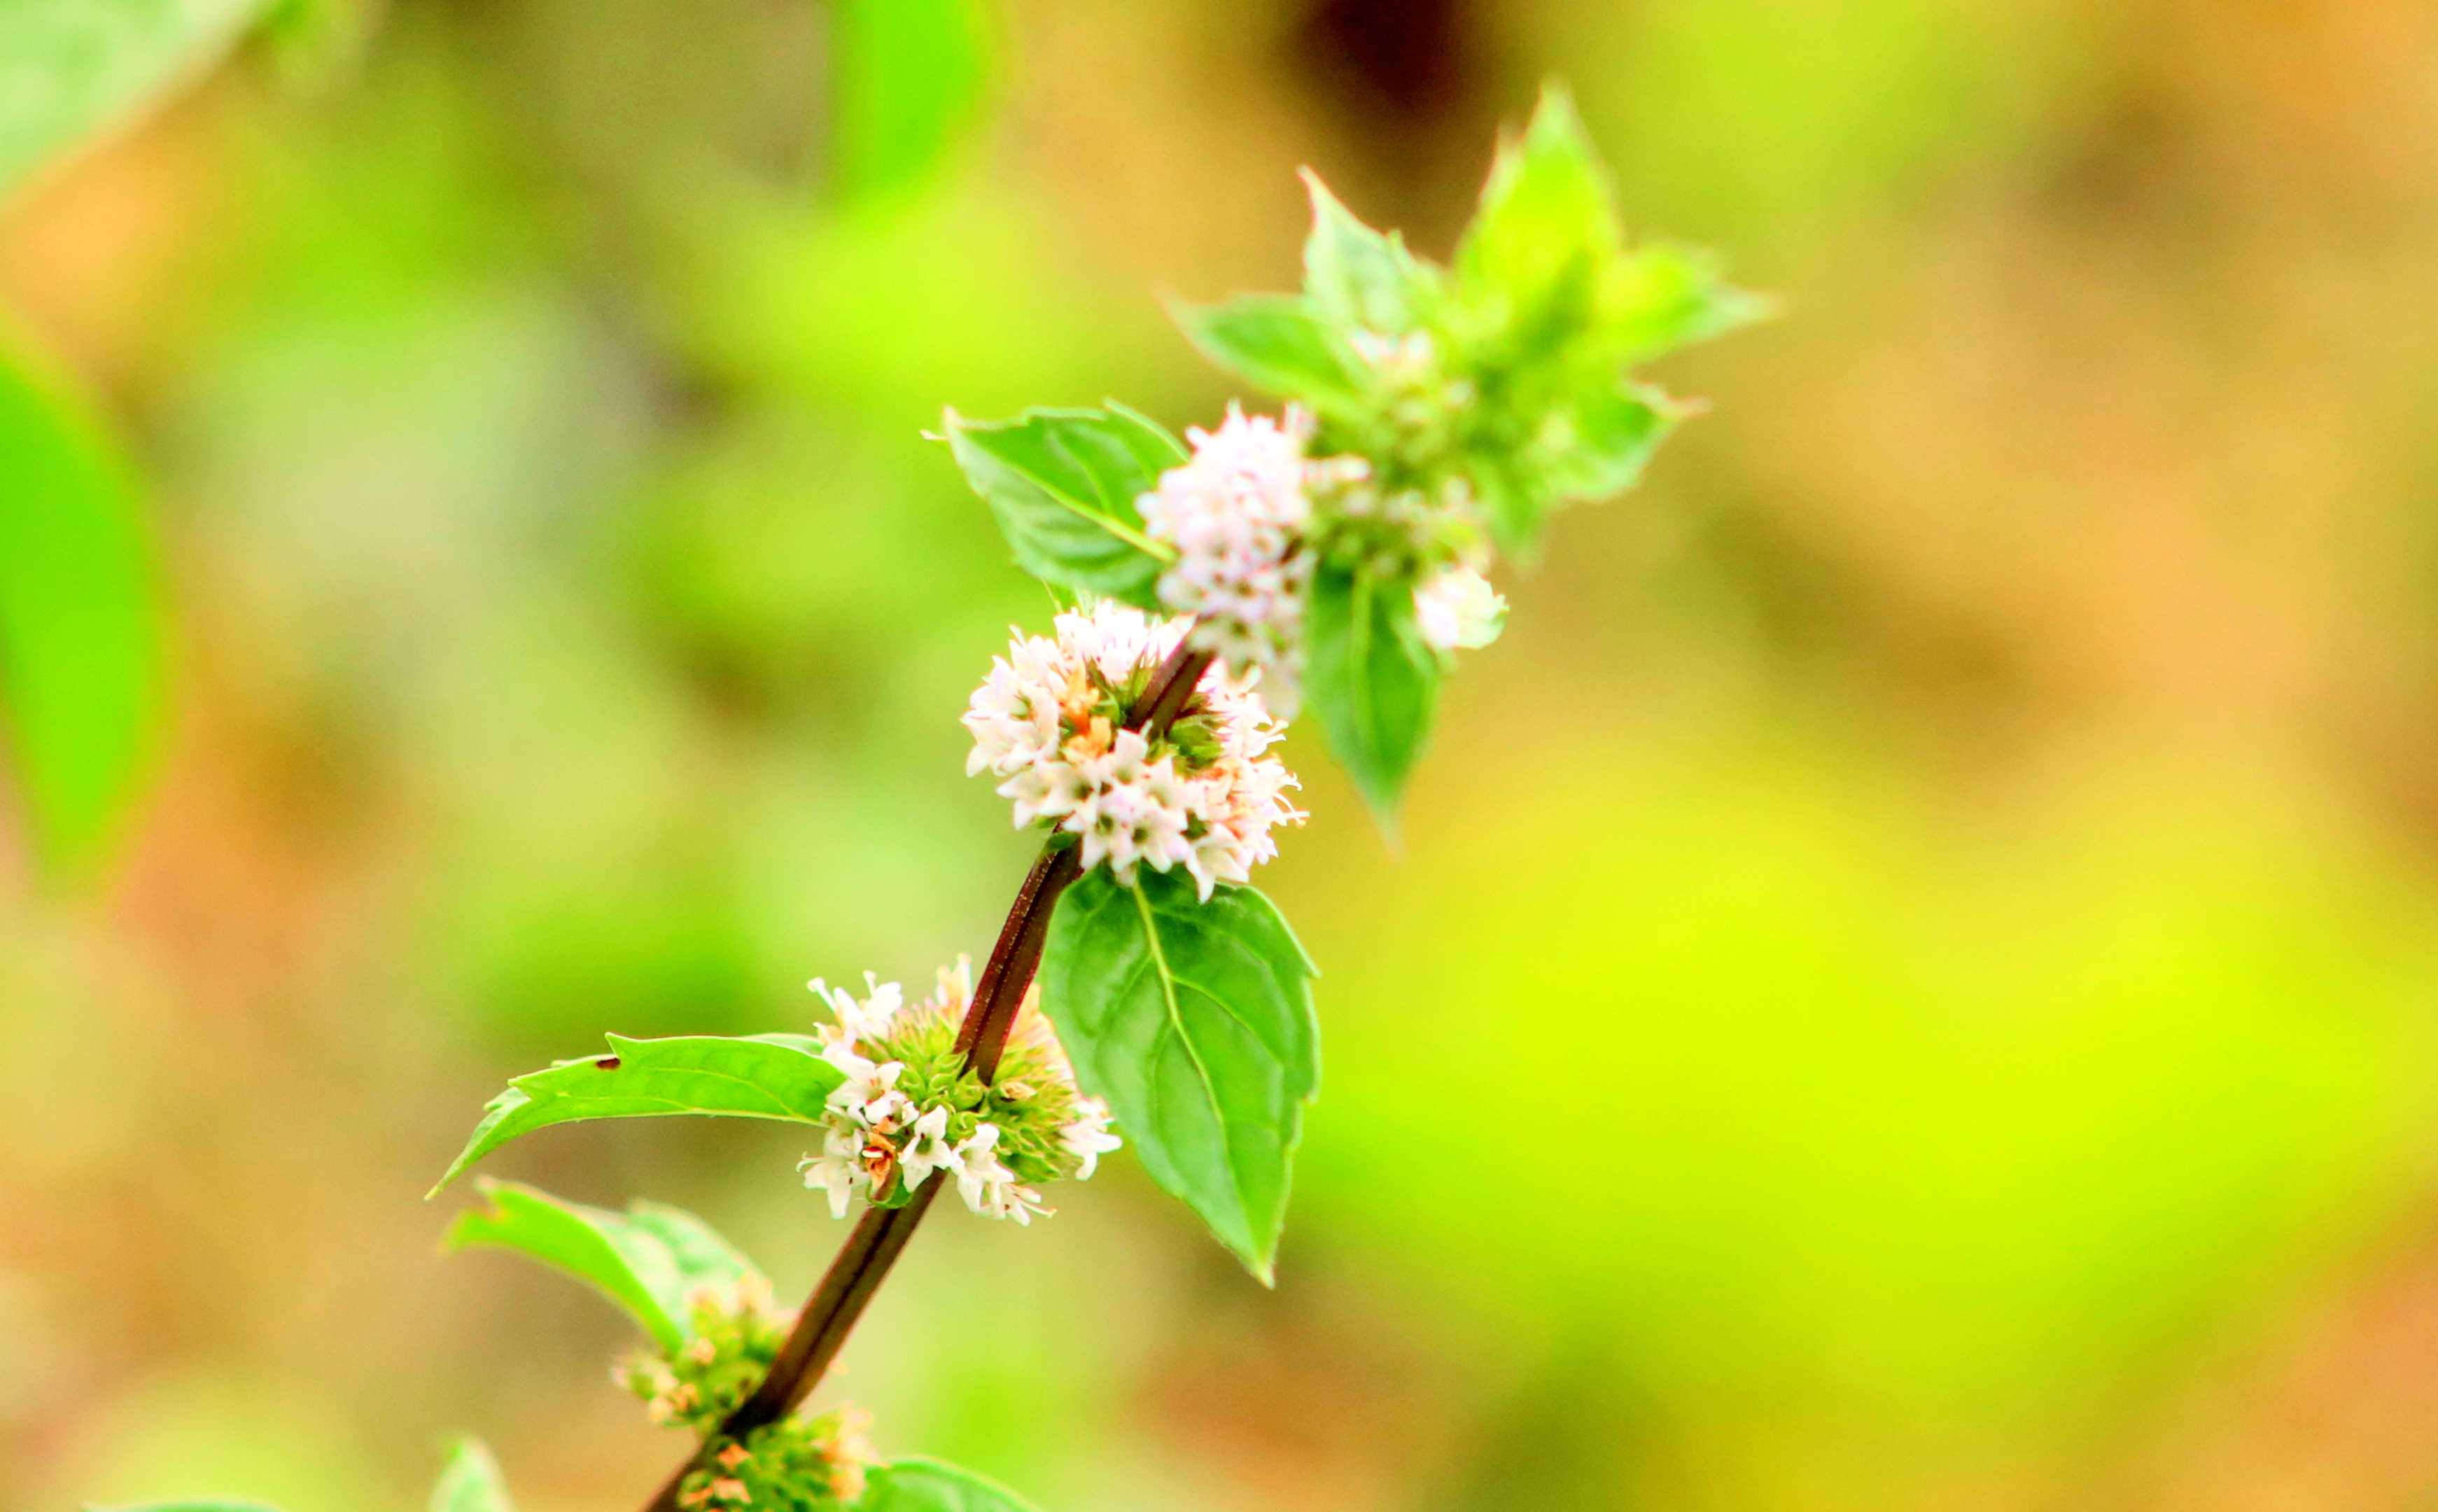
445 1180 761 1355
678 1412 871 1512
1039 869 1319 1282
853 993 1104 1205
941 405 1182 606
432 1032 846 1194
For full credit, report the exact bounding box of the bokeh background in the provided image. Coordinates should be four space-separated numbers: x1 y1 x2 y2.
10 1 2438 1508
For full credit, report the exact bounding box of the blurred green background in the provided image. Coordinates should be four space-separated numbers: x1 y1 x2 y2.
10 1 2438 1508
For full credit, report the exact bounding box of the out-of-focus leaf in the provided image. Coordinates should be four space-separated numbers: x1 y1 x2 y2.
1453 85 1618 354
1173 296 1366 412
0 0 270 197
1299 170 1434 336
0 344 164 879
1305 559 1439 825
427 1439 513 1512
941 404 1179 605
444 1180 759 1354
431 1032 844 1194
1039 867 1319 1283
1471 380 1682 552
859 1457 1044 1512
831 0 988 201
1597 243 1774 364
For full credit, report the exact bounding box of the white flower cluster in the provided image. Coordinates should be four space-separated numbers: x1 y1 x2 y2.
964 601 1303 899
1137 405 1357 715
797 966 1121 1226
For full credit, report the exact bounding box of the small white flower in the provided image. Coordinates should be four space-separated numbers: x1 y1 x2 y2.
799 1126 867 1219
1413 564 1507 652
943 1123 1046 1222
984 1182 1053 1225
951 1124 1010 1210
898 1105 958 1190
1062 1097 1123 1180
825 1056 910 1128
810 973 904 1049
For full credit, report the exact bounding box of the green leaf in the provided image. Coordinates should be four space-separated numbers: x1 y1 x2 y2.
0 342 164 880
444 1179 758 1354
1305 559 1439 824
1541 381 1679 500
1597 244 1773 365
1172 295 1366 412
831 0 988 202
860 1457 1045 1512
428 1438 514 1512
0 0 270 198
942 403 1182 605
1298 170 1434 337
1039 867 1319 1283
1472 380 1683 552
1453 85 1618 351
430 1032 845 1194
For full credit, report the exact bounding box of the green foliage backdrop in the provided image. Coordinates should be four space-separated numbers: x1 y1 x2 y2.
9 2 2438 1511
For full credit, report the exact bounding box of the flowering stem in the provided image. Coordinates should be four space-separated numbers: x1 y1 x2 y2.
638 638 1217 1512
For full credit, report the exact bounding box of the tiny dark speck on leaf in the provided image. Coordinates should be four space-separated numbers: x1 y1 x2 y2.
596 1056 622 1070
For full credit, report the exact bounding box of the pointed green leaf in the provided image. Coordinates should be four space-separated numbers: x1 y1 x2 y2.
1540 380 1679 500
0 342 164 880
431 1032 844 1194
1299 170 1434 336
444 1180 758 1353
943 403 1181 604
1039 868 1319 1282
1305 559 1438 823
429 1438 514 1512
1454 85 1618 347
1598 244 1773 365
1471 379 1683 553
859 1457 1044 1512
1172 295 1366 412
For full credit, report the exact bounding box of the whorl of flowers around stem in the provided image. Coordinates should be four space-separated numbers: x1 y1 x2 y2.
617 1274 787 1434
962 601 1304 899
1137 404 1336 715
675 1408 876 1511
797 960 1123 1224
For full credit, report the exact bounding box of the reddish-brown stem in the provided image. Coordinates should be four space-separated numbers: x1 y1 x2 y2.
640 639 1215 1512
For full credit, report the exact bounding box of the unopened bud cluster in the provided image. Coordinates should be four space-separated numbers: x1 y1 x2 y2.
799 961 1122 1224
617 1275 785 1435
675 1408 874 1511
964 601 1303 897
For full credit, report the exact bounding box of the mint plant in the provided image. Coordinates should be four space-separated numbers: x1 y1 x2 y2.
93 86 1756 1512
